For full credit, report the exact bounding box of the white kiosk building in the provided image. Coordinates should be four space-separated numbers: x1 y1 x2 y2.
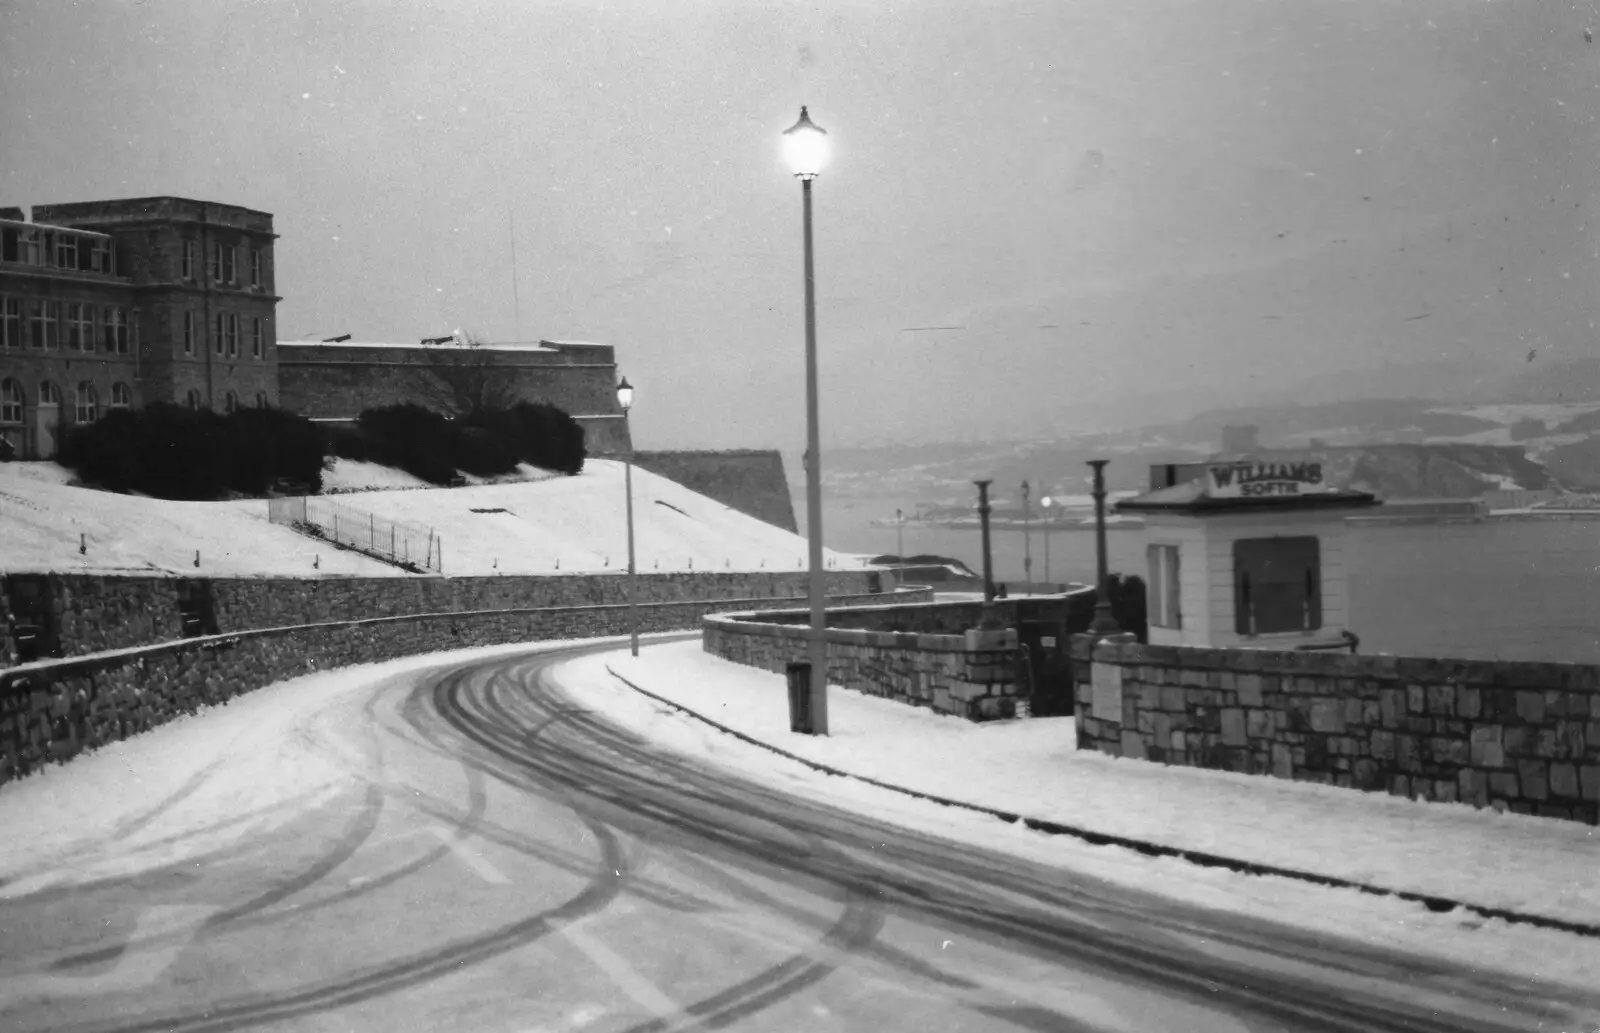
1116 461 1379 651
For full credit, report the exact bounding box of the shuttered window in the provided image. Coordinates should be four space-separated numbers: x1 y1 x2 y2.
1234 536 1321 635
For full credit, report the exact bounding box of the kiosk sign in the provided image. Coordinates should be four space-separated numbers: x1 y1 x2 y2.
1207 461 1326 499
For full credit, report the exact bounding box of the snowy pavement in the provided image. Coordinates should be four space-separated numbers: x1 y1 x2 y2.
551 640 1600 989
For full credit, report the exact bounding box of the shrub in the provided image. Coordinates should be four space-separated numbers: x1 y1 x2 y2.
60 404 324 500
352 404 457 484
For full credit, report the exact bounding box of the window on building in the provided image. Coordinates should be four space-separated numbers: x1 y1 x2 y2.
210 242 222 281
18 229 42 266
1146 544 1182 629
111 382 131 408
182 239 196 280
27 299 45 349
0 296 18 349
226 313 239 357
1233 537 1322 636
251 249 261 288
214 312 224 356
44 301 59 350
224 390 238 414
89 239 113 274
55 234 77 269
183 311 196 356
0 379 22 424
74 382 98 424
255 391 269 408
65 303 80 351
105 307 127 354
39 381 60 406
251 316 263 357
224 245 237 284
185 389 201 410
0 227 15 262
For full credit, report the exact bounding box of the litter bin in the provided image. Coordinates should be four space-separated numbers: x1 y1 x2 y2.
785 661 814 734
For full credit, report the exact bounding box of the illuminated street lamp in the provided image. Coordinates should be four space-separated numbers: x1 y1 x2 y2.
617 376 639 657
783 105 832 734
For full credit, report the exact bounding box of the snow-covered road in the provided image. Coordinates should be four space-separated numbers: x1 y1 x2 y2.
2 638 1595 1032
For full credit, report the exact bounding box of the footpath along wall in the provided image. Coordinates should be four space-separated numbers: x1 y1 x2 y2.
0 570 913 784
1072 636 1600 826
0 571 880 664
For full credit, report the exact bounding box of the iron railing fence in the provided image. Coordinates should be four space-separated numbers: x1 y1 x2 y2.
267 496 442 573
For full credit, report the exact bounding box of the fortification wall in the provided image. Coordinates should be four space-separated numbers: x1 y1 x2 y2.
627 450 798 532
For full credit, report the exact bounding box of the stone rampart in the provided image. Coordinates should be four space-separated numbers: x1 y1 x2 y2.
703 594 1023 721
625 450 798 532
0 579 900 783
1071 636 1600 825
1 570 878 665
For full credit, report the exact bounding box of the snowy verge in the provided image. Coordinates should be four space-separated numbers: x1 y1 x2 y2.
548 641 1600 989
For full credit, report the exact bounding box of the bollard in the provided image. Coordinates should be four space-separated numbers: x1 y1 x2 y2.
785 661 814 734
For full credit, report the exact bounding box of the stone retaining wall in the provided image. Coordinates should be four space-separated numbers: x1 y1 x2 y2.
1071 636 1600 825
0 583 900 784
703 598 1021 720
1 570 878 665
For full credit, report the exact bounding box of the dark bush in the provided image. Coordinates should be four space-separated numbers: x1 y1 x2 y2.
352 404 457 484
506 401 586 475
60 403 322 500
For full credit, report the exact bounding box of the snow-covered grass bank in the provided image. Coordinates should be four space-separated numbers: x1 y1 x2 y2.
552 641 1600 990
0 459 866 577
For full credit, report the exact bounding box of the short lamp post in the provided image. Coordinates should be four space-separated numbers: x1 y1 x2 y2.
617 376 639 657
1087 459 1121 636
1040 495 1052 587
783 105 832 735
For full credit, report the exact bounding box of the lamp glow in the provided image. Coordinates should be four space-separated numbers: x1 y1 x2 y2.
616 376 634 412
782 106 830 179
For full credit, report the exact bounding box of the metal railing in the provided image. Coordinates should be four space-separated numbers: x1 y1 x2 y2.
267 496 442 573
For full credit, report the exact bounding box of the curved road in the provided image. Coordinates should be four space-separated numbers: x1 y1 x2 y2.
1 641 1594 1032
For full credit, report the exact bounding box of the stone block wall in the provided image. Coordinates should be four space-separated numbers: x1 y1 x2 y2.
1 570 879 665
749 591 1093 636
1071 636 1600 825
703 605 1021 721
626 450 799 533
0 582 906 784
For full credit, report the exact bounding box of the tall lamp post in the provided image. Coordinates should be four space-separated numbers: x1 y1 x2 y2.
895 507 905 562
1040 495 1052 588
1021 479 1032 594
974 479 996 602
617 376 639 656
783 105 832 735
1087 459 1121 635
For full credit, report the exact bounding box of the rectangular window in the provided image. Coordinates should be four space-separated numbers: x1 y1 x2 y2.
43 300 59 350
223 245 237 285
182 240 195 279
0 296 18 348
19 229 42 266
214 312 224 355
107 308 127 355
28 299 44 348
211 242 222 281
226 313 239 356
251 249 261 288
1234 537 1322 636
183 311 195 356
55 234 77 269
251 316 263 357
89 239 113 274
65 303 81 351
1146 544 1182 629
1 227 16 262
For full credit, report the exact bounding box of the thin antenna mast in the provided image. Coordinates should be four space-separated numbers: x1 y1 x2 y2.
508 207 522 339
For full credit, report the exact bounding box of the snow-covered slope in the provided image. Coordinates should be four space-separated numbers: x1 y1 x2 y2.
0 460 866 577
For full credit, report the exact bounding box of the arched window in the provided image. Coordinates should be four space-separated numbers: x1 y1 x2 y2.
254 391 269 409
185 389 201 410
38 381 60 406
111 382 132 408
223 390 238 414
75 382 98 423
0 379 22 424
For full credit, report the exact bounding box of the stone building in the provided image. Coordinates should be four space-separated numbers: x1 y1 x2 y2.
276 338 632 453
0 197 279 457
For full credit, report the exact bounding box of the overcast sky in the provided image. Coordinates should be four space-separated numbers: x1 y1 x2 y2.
4 0 1599 449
